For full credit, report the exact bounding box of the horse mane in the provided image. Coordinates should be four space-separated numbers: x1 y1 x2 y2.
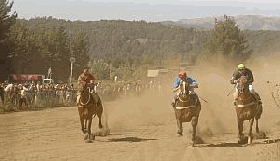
239 76 248 85
237 75 254 106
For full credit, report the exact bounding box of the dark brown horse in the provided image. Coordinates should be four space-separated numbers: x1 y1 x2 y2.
78 84 103 143
173 80 201 146
235 76 263 144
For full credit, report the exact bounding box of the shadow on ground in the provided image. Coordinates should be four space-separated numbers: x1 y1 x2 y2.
107 136 157 142
195 137 279 148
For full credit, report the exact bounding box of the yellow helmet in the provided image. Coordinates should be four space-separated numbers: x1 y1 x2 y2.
238 64 245 70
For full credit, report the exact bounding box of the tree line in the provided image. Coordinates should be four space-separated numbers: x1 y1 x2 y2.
1 0 280 82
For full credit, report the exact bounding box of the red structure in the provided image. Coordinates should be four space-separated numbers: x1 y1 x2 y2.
9 74 45 82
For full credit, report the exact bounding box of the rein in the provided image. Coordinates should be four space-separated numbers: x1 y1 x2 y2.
178 94 190 102
237 79 258 108
80 87 94 106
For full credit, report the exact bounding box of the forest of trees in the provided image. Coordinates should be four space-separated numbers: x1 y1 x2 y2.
1 0 280 82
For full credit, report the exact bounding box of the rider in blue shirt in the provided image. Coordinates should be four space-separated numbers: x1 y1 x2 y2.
171 71 199 107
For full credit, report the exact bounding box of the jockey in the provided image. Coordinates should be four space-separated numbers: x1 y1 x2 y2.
76 66 101 107
230 63 262 106
171 71 199 107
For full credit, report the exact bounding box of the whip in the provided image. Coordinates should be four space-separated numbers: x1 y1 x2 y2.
198 96 208 103
227 84 237 96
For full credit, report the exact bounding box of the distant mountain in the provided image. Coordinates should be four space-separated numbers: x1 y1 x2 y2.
161 15 280 31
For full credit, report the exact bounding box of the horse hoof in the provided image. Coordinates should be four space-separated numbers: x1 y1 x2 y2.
89 133 95 141
238 136 248 145
177 131 183 136
84 134 88 140
191 141 195 147
248 136 253 144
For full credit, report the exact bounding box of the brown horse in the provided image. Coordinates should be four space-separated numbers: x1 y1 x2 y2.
78 84 103 143
173 80 201 146
235 76 263 145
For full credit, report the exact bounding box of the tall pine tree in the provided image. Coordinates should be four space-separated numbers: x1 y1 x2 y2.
0 0 17 81
204 15 252 63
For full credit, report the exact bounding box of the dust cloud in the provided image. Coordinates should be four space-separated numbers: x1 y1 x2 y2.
100 52 280 142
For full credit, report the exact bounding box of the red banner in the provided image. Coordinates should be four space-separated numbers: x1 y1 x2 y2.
9 74 45 81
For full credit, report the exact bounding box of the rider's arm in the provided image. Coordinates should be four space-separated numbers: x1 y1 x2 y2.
247 69 254 83
230 70 239 84
23 86 29 91
172 78 180 92
77 75 85 85
187 76 198 88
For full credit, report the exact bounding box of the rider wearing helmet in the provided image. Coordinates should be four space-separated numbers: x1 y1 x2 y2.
230 64 262 106
171 71 200 107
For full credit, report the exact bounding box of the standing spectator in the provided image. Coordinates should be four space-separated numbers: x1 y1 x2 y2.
18 84 29 109
0 82 5 106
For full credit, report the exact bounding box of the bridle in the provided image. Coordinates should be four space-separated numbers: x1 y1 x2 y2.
178 80 190 102
80 86 94 106
238 76 249 94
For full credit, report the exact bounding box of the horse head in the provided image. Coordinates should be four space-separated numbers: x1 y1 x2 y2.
80 84 93 106
178 80 191 102
238 76 250 94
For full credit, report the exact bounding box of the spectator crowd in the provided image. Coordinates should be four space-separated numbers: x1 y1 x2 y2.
0 79 164 111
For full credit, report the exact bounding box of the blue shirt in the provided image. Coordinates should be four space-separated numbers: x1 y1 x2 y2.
172 76 198 89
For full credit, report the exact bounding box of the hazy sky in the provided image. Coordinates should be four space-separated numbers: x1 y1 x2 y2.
12 0 280 22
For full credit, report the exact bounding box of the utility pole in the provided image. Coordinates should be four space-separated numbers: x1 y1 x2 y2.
69 57 76 83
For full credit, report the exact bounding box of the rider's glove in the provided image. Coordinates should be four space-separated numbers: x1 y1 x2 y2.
230 80 238 84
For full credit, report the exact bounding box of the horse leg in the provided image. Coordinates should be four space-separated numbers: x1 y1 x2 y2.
87 118 92 135
97 98 104 129
176 119 183 136
98 115 103 129
80 118 85 133
84 119 88 133
83 119 89 140
255 104 262 134
87 118 95 142
191 117 198 146
97 104 103 129
255 118 260 134
248 118 254 144
237 119 244 144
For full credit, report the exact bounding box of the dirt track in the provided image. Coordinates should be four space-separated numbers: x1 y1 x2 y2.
1 54 280 161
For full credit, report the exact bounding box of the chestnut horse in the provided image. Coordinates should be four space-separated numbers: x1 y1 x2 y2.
235 76 263 144
173 80 201 146
78 84 103 143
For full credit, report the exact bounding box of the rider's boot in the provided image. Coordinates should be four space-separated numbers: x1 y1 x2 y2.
232 91 238 106
233 99 237 106
171 98 177 107
76 91 81 106
253 93 262 105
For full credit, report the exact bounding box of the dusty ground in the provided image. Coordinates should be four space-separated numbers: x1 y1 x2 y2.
1 53 280 161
